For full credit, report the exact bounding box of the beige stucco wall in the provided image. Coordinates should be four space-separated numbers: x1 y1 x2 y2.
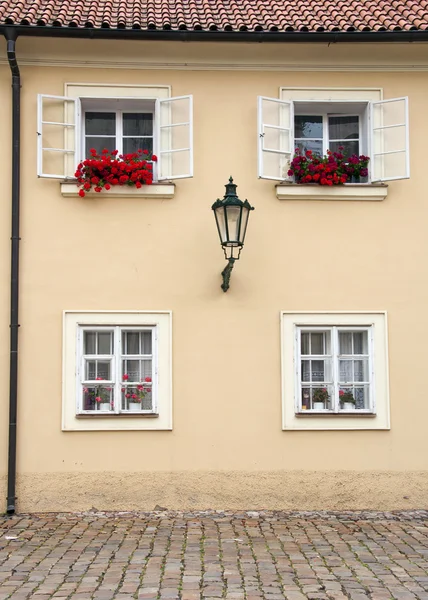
1 38 428 512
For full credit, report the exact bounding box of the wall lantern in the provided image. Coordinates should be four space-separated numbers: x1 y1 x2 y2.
211 177 255 292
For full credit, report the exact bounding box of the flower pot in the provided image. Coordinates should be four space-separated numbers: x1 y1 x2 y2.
128 402 141 411
342 402 355 410
313 402 325 410
99 402 110 411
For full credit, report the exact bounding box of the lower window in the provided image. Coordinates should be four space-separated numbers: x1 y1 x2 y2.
281 312 390 430
78 326 156 415
63 311 172 431
298 326 373 413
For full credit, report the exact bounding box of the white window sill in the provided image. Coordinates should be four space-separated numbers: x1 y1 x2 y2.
276 183 388 201
60 182 175 199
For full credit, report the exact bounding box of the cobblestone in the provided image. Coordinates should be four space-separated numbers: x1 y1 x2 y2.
0 511 427 599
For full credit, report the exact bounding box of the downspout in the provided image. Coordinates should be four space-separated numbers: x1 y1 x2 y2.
4 30 20 515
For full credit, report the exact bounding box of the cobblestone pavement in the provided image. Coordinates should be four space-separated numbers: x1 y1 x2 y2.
1 510 428 600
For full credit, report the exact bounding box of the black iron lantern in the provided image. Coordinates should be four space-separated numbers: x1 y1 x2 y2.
212 177 254 292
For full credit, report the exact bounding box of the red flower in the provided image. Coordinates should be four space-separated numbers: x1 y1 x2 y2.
123 374 129 381
135 181 142 189
78 189 85 197
142 149 149 155
144 377 152 383
83 182 91 190
95 396 101 402
151 155 158 162
104 184 111 190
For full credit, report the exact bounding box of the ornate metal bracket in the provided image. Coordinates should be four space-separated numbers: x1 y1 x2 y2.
221 258 235 292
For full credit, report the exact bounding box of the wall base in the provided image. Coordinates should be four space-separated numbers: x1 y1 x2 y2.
4 471 428 513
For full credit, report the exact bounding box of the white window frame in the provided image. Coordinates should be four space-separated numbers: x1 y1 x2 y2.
77 325 158 416
281 312 390 431
295 325 374 414
63 311 172 431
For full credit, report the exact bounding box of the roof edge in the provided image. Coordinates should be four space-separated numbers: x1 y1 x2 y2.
1 24 428 43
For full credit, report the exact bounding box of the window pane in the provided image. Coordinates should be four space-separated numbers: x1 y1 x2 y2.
85 112 116 135
328 116 359 140
339 360 353 383
301 332 309 355
122 385 153 411
83 385 113 411
123 113 153 136
294 116 323 139
96 361 111 380
311 360 325 382
311 333 325 355
141 332 152 354
84 359 112 381
123 359 140 382
295 140 323 156
98 332 112 355
141 360 152 381
354 359 369 382
123 137 153 155
301 360 310 382
85 137 116 157
84 332 96 355
354 385 370 409
353 331 367 354
339 332 353 355
329 140 359 159
123 332 139 355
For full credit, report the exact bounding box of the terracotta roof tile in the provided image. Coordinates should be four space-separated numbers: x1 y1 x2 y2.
0 0 427 32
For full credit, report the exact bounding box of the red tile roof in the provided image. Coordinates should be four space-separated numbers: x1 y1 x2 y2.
0 0 428 33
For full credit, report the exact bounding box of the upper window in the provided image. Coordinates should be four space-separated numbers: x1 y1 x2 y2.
37 89 193 182
257 92 409 183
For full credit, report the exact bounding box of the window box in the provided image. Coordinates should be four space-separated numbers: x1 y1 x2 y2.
60 182 175 199
281 312 390 431
275 182 388 201
62 311 172 431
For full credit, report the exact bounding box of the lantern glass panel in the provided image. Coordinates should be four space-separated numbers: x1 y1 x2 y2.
240 206 250 244
214 207 227 244
225 206 242 244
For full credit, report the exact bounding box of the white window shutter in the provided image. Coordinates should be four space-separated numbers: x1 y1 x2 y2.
157 95 193 180
258 96 293 181
37 94 80 179
370 97 409 182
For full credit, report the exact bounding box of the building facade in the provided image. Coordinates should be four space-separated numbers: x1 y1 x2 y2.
0 5 428 511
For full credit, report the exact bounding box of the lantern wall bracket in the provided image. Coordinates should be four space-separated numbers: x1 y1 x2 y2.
221 258 235 292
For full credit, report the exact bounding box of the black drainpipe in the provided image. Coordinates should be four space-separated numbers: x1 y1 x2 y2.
4 29 20 515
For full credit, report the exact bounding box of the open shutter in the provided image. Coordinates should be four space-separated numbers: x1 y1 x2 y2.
370 97 409 182
258 96 293 180
157 95 193 180
37 94 79 179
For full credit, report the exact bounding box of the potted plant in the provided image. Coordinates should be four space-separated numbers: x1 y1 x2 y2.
83 377 111 411
75 148 158 197
288 148 370 186
339 389 356 410
123 374 152 411
312 387 329 410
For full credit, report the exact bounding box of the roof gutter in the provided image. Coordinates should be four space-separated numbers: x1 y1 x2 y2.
3 27 21 515
0 24 428 43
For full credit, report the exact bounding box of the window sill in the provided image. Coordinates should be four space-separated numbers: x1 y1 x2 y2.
77 413 159 418
276 183 388 202
60 182 175 199
296 411 375 417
